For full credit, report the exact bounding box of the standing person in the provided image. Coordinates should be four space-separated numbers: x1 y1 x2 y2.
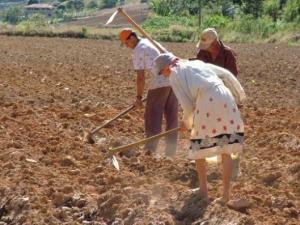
191 28 238 77
154 53 246 202
119 28 178 157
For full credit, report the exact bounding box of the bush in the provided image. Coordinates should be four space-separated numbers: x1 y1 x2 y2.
142 14 197 42
263 0 281 21
102 0 118 8
16 14 49 33
170 25 195 42
27 0 39 5
142 14 196 31
150 0 201 16
4 6 24 24
150 0 172 16
227 15 278 38
66 0 85 11
283 0 300 22
87 0 98 9
202 15 229 29
221 0 236 17
241 0 264 18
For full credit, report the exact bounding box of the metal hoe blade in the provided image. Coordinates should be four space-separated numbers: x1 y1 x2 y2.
105 10 118 26
111 155 120 170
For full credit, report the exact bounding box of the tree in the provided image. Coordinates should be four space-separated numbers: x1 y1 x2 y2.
283 0 300 22
4 6 24 24
27 13 48 29
73 0 84 10
102 0 118 8
87 0 98 9
221 0 235 17
279 0 288 9
241 0 263 18
27 0 39 5
66 0 85 11
264 0 280 22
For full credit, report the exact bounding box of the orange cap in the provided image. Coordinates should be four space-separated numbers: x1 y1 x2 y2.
119 28 133 43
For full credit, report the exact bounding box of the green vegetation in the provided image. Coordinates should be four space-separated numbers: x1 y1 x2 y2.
142 0 300 43
2 5 24 24
0 0 299 44
0 0 123 23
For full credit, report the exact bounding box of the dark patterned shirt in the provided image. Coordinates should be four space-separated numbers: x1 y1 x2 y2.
192 41 238 76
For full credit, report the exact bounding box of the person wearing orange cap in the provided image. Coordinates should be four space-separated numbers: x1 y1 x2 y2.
119 28 178 157
191 28 238 77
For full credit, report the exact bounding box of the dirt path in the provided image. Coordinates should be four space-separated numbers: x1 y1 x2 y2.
62 3 150 27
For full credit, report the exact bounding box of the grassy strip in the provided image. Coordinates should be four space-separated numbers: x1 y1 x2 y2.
0 23 120 40
0 13 299 45
142 14 300 45
0 29 118 40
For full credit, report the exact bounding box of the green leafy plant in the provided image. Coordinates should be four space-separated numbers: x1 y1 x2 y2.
4 6 24 24
283 0 300 22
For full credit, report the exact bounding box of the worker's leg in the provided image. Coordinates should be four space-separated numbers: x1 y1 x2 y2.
195 158 208 199
164 88 178 157
221 153 232 202
144 87 169 153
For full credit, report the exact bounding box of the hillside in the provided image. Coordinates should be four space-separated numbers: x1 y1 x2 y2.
0 0 27 10
62 3 149 27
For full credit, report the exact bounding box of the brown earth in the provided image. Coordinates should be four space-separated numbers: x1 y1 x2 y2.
62 3 150 28
0 36 299 225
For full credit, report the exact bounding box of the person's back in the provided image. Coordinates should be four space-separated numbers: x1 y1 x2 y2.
174 60 223 93
133 38 169 90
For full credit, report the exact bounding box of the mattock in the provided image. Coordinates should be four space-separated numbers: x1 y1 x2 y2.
105 7 167 54
107 127 180 170
86 97 146 144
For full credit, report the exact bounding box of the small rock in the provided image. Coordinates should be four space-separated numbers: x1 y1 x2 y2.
62 185 74 194
3 162 14 169
94 166 104 173
60 156 77 167
289 163 300 174
227 198 252 211
10 112 17 118
59 112 71 119
81 105 90 112
122 149 136 158
261 172 281 185
69 169 81 175
25 158 37 163
283 207 299 218
52 192 69 207
75 199 86 208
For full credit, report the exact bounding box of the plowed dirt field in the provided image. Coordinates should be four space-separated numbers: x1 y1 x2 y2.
0 36 299 225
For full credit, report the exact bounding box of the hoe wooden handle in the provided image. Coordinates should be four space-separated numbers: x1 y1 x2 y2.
89 97 146 136
109 127 180 156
